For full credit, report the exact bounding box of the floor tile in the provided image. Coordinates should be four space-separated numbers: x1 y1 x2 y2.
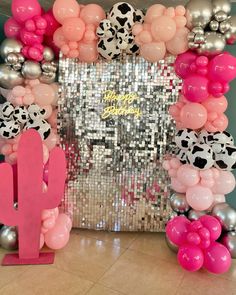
53 232 125 282
129 232 177 264
86 284 123 295
0 266 93 295
99 249 184 295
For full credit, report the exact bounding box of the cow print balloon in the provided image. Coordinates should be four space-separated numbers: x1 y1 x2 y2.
175 129 198 150
0 102 14 120
187 143 215 170
176 148 188 164
25 119 51 140
98 37 121 60
28 104 46 121
13 106 28 124
135 9 144 23
96 20 116 38
0 120 21 139
199 130 234 145
214 145 236 171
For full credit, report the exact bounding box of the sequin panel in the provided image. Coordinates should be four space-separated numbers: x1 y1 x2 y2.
58 54 182 231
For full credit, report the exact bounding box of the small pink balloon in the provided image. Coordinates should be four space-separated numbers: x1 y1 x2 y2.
186 185 213 211
56 213 72 232
43 9 60 36
212 114 228 132
140 42 166 62
12 0 41 24
174 51 197 79
32 83 55 105
20 29 43 46
151 16 176 42
44 224 70 250
202 95 227 114
183 75 209 102
80 4 105 26
139 31 153 44
52 0 80 24
4 17 21 38
166 216 190 246
78 41 98 62
212 171 236 195
199 215 222 241
170 158 181 169
186 232 201 246
166 27 189 55
171 177 187 193
43 216 56 230
23 94 35 105
62 17 85 42
180 103 207 130
174 16 187 28
47 110 58 129
145 4 166 23
132 24 143 36
203 242 231 274
177 164 200 187
1 144 13 156
44 131 59 151
39 233 45 249
178 245 204 272
212 194 225 207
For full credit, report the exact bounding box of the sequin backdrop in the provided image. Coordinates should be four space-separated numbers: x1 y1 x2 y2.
58 55 182 231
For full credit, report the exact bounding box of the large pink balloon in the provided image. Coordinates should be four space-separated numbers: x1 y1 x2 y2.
56 213 72 232
199 215 222 241
166 27 189 55
53 0 80 24
171 177 187 193
180 103 207 130
178 245 204 272
32 84 55 105
177 164 200 187
78 41 98 62
80 4 105 26
151 16 176 42
203 242 231 274
186 185 213 211
4 17 21 38
140 42 166 62
212 171 236 195
174 51 196 79
62 17 85 42
12 0 41 24
166 216 190 246
145 4 166 23
43 9 60 36
44 224 70 250
183 75 209 102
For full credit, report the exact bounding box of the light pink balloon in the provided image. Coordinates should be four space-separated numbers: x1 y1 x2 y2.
145 4 166 23
44 224 70 250
166 27 189 55
62 17 85 42
32 83 55 105
53 27 67 47
78 41 98 62
80 4 105 26
202 96 228 114
171 177 187 193
56 213 73 231
43 216 56 230
39 233 45 249
212 194 226 207
180 103 207 130
12 0 41 24
151 16 176 42
4 17 21 38
212 171 236 195
44 131 59 151
177 164 200 187
140 42 166 62
52 0 80 24
186 185 213 211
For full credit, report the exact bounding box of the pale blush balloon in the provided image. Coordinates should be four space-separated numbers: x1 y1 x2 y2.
44 131 59 151
80 4 106 26
174 16 187 28
177 164 200 187
171 177 187 193
212 171 236 195
145 4 166 23
44 224 70 250
32 83 55 105
132 24 143 36
39 233 45 249
140 42 166 62
53 27 67 47
166 27 189 55
43 216 56 230
78 41 98 63
52 0 80 24
151 16 176 42
139 31 153 43
186 185 213 211
62 17 85 42
180 103 207 130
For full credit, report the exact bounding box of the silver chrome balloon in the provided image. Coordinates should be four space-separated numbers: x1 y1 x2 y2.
0 64 24 89
226 15 236 45
221 231 236 259
165 234 178 253
188 210 207 221
211 202 236 231
214 11 228 22
197 32 226 56
220 20 231 34
39 73 56 84
170 193 190 214
0 38 23 60
43 47 55 62
0 226 18 250
185 0 213 29
210 20 220 31
212 0 231 15
21 61 42 80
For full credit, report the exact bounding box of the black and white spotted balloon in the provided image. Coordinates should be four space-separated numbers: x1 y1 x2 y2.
24 118 51 140
0 120 21 139
214 145 236 171
0 102 14 120
175 129 198 150
13 106 28 124
187 143 215 170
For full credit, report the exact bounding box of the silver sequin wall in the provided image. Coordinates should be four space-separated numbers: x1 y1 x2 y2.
58 55 182 231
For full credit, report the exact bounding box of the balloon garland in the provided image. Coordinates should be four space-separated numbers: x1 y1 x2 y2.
1 0 236 272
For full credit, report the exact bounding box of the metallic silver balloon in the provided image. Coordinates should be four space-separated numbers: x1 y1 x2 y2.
211 202 236 231
21 61 42 79
210 20 220 31
6 53 18 65
226 15 236 45
188 210 207 221
220 20 231 34
0 38 23 60
212 0 231 15
165 234 178 253
221 231 236 259
214 11 228 22
39 73 56 84
0 64 24 89
43 47 55 62
185 0 213 29
197 32 226 56
0 226 18 250
170 193 190 214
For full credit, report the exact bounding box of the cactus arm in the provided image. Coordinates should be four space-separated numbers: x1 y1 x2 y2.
42 147 66 209
0 163 18 225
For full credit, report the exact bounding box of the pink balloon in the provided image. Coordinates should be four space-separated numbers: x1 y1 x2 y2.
12 0 41 24
53 27 67 48
78 41 98 62
171 177 187 193
166 27 189 55
166 216 190 246
140 42 166 62
56 213 72 232
4 17 21 38
80 4 105 26
62 17 85 42
145 4 166 23
43 216 56 230
44 131 59 151
178 245 204 272
44 224 70 250
177 164 200 187
43 9 60 36
32 83 55 105
202 95 228 114
199 215 222 241
174 51 197 79
180 103 207 130
203 242 231 274
39 233 45 249
186 185 213 211
151 16 176 42
212 171 236 195
42 144 49 164
20 29 43 46
183 75 209 102
52 0 80 24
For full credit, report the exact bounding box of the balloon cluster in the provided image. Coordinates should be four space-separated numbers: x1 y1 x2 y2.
131 4 189 62
4 0 59 62
186 0 236 55
175 51 236 101
96 3 144 60
53 0 105 61
166 215 231 273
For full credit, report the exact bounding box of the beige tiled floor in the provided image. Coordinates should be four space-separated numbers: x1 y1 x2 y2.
0 230 236 295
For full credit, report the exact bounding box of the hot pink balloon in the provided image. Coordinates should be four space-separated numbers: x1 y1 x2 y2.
44 224 70 250
151 15 176 42
186 185 213 211
166 216 190 246
203 242 231 274
177 164 200 187
52 0 80 24
78 41 98 62
12 0 41 24
4 17 21 38
180 103 207 130
212 171 236 195
183 75 209 102
80 4 105 26
174 51 196 79
199 215 222 241
43 9 60 36
20 29 43 46
178 245 204 272
62 17 85 42
166 27 189 55
140 42 166 62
